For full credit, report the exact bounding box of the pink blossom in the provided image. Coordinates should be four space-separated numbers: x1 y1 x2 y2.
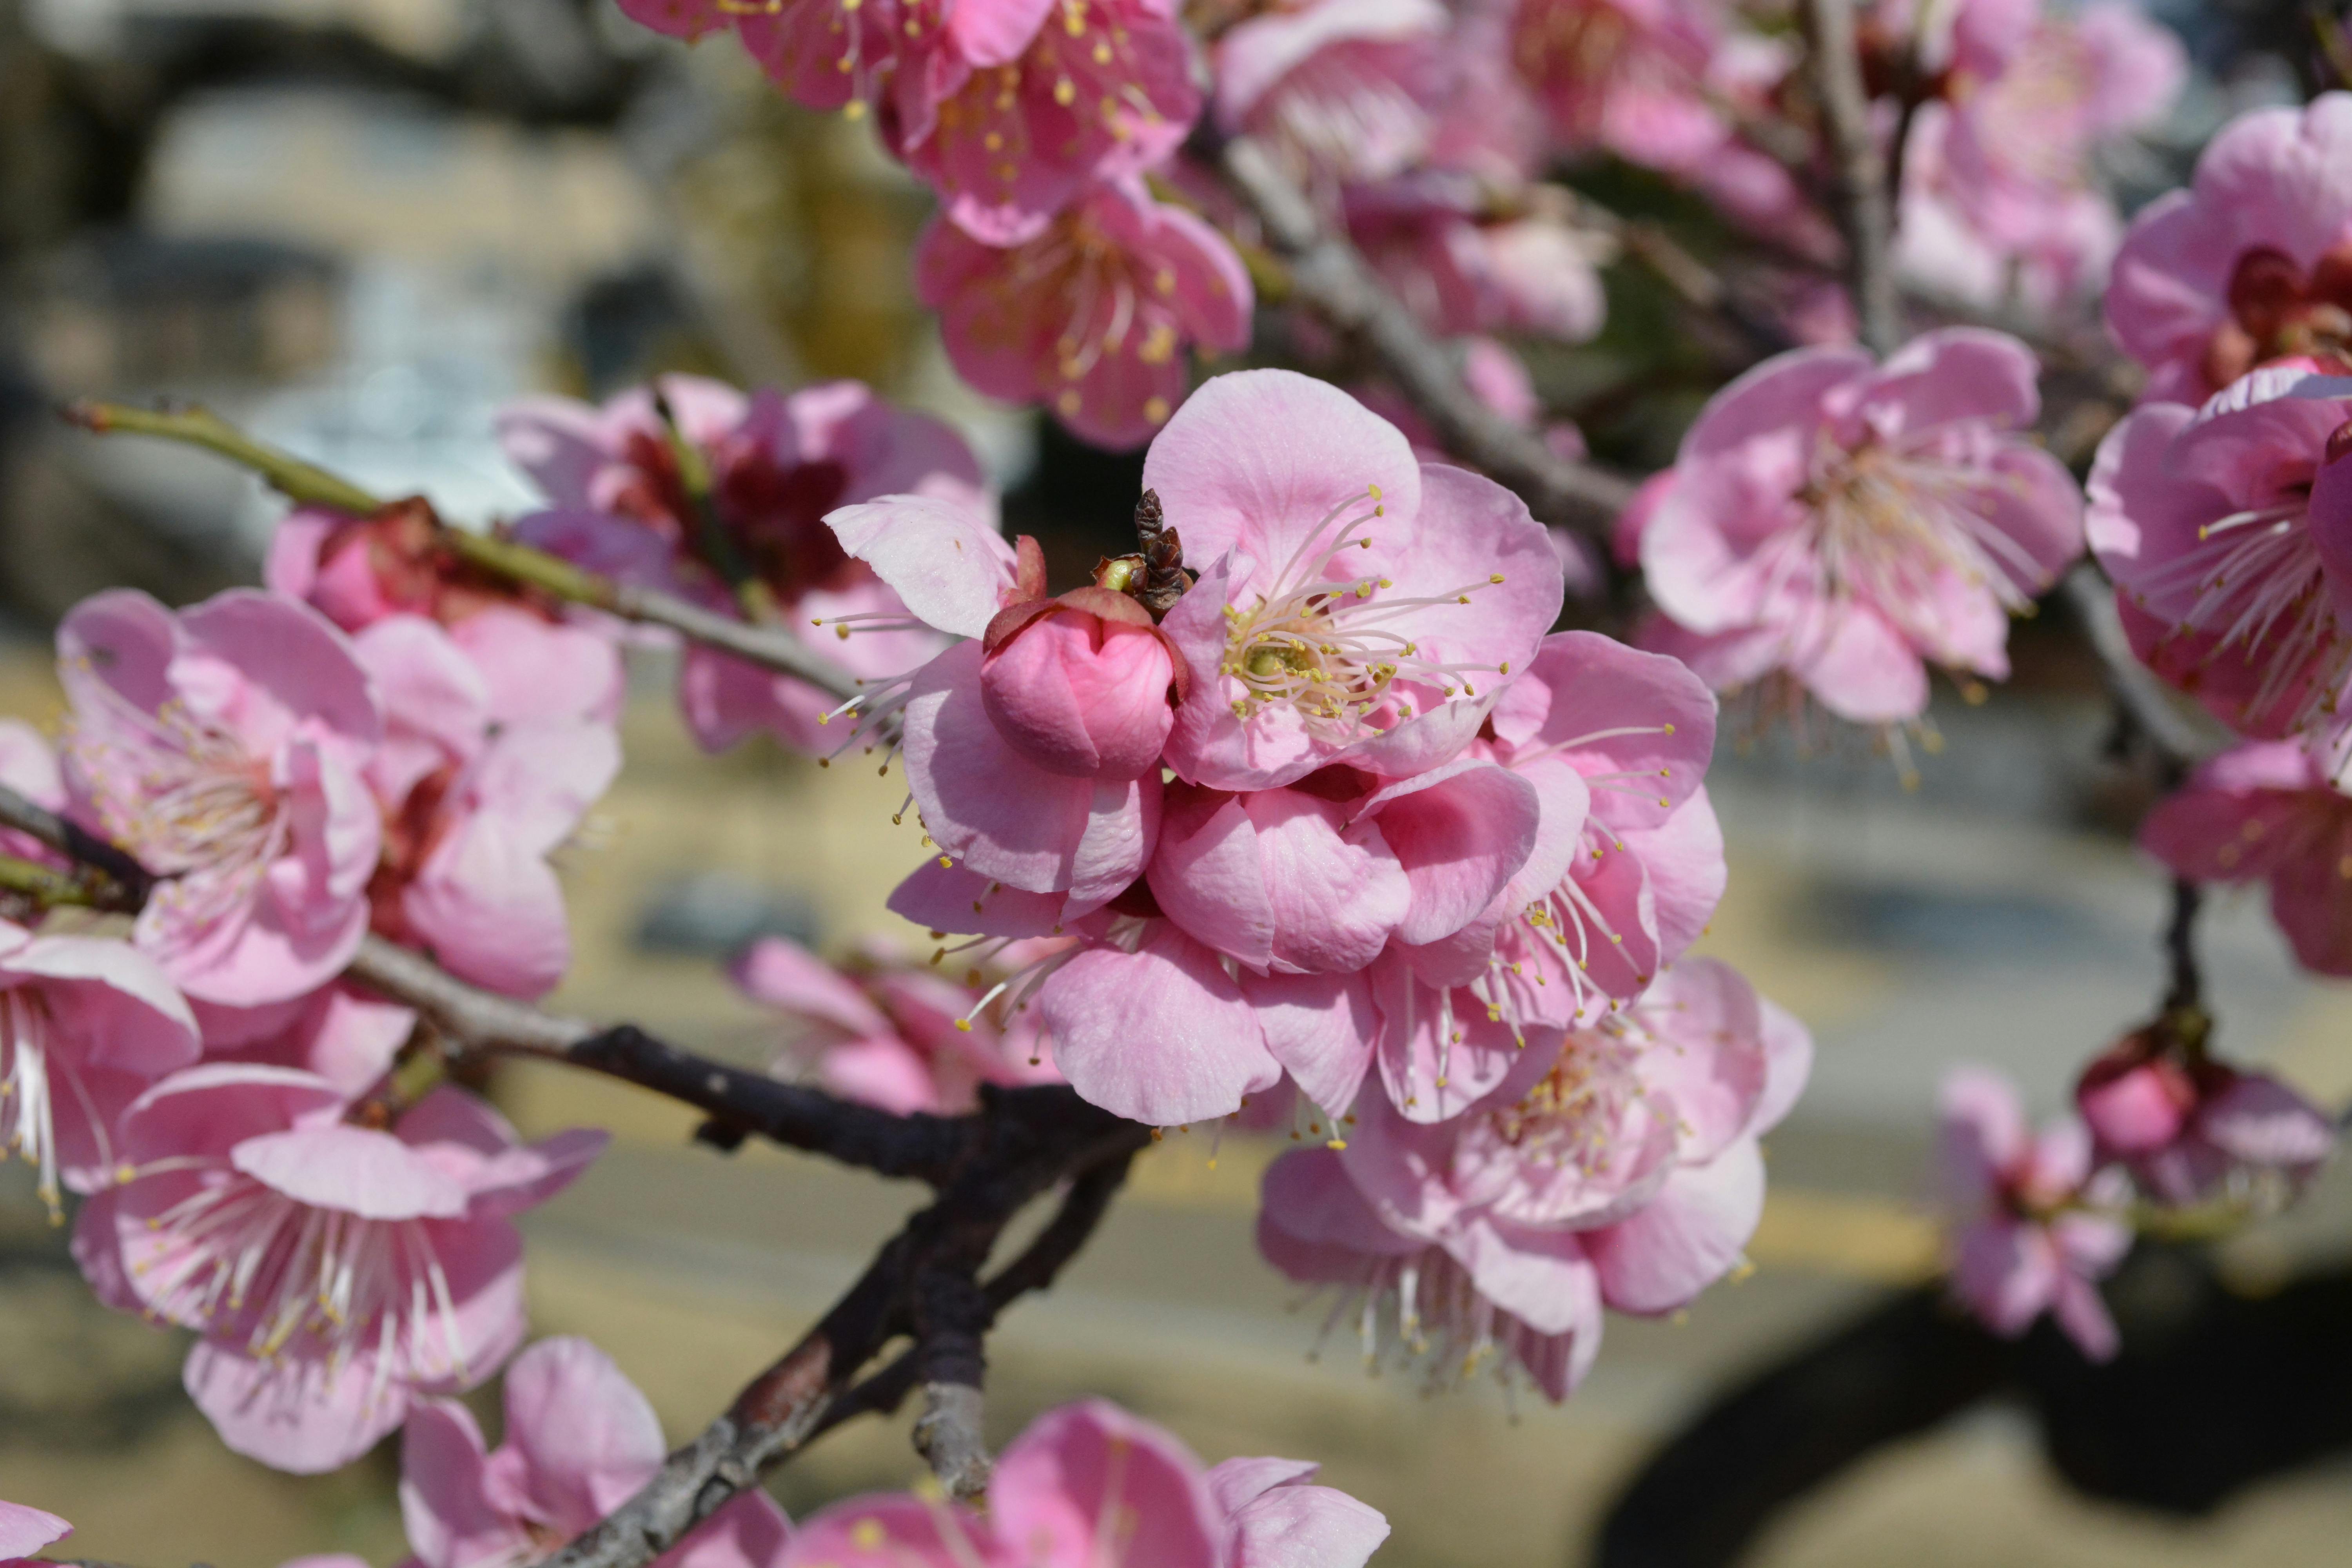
1150 369 1565 791
402 1336 789 1568
2139 738 2352 976
0 1501 69 1561
913 177 1254 449
2084 364 2352 747
1346 178 1606 344
351 617 620 999
731 935 1059 1114
980 589 1182 777
194 982 418 1096
1937 1066 2129 1360
776 1399 1386 1568
1897 2 2183 310
1506 0 1718 163
2108 93 2352 405
267 503 623 729
1213 0 1449 185
59 589 384 1005
1262 957 1811 1399
891 0 1200 245
2074 1030 2334 1207
1636 330 2083 724
0 920 197 1216
615 0 961 130
499 376 988 754
86 1065 606 1472
1375 630 1724 1118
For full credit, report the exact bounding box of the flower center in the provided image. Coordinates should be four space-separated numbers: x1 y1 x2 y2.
1793 435 2039 641
1485 1028 1642 1176
1220 485 1508 739
127 1159 468 1392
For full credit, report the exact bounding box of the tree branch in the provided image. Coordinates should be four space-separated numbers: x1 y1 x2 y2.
1218 137 1640 534
1799 0 1901 357
61 401 869 704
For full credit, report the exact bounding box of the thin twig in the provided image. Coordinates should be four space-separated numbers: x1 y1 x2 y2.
1218 137 1640 534
913 1383 994 1499
63 400 869 703
2160 876 2205 1020
1799 0 1901 356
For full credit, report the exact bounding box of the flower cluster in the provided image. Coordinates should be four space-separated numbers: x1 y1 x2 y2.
827 367 1810 1399
622 0 1249 448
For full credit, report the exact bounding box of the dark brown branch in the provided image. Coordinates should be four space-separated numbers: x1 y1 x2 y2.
2161 876 2205 1019
0 790 151 910
1219 136 1641 534
1799 0 1901 357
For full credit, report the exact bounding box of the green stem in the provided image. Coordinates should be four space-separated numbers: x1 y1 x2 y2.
65 400 384 516
0 852 112 910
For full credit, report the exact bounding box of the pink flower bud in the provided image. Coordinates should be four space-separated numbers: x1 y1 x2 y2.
2074 1038 2196 1156
980 587 1179 779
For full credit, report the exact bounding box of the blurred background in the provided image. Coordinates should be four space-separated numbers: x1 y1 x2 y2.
3 0 2352 1564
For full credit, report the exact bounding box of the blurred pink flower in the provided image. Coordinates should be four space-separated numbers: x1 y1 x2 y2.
777 1399 1385 1568
0 719 67 869
1937 1065 2129 1360
194 982 418 1097
2075 1030 2333 1207
2108 93 2352 405
2140 738 2352 976
60 590 384 1006
2085 363 2352 748
89 1066 605 1472
267 503 624 729
731 935 1060 1114
499 376 989 755
1213 0 1450 185
891 0 1199 245
1897 1 2182 310
350 617 619 999
615 0 962 129
1506 0 1717 162
402 1336 789 1568
0 920 197 1216
1347 178 1606 343
914 177 1254 449
1636 330 2082 724
0 1501 69 1561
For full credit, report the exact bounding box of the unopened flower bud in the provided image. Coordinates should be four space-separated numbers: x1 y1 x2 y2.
2074 1034 2196 1156
980 587 1179 778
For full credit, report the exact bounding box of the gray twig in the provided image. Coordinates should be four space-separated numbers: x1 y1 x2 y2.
1799 0 1902 356
1219 137 1640 534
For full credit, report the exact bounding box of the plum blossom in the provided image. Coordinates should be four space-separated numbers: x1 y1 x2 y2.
60 589 384 1006
194 982 418 1096
1346 178 1607 345
1149 369 1564 790
1936 1066 2130 1360
1894 0 2185 310
614 0 960 130
267 501 623 729
0 1501 69 1561
2109 93 2352 405
1212 0 1449 186
83 1066 606 1472
2139 738 2352 976
731 934 1059 1114
2074 1027 2334 1208
1261 957 1812 1398
0 921 197 1217
892 0 1200 245
1637 330 2083 726
1375 630 1725 1119
402 1336 789 1568
914 176 1254 449
776 1400 1386 1568
351 617 620 999
499 376 987 755
2084 364 2352 748
1506 0 1717 163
